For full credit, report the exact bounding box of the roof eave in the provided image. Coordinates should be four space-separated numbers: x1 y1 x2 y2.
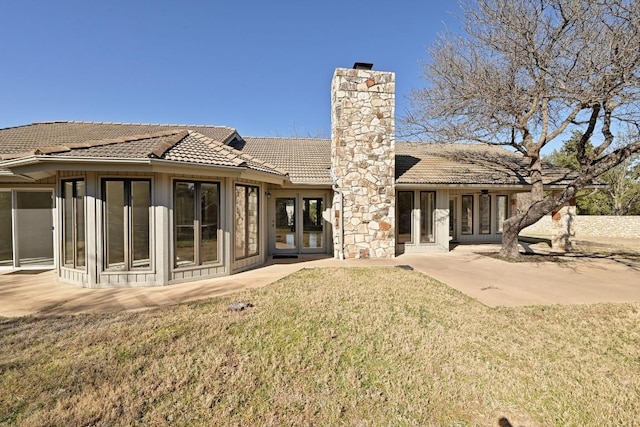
0 155 287 183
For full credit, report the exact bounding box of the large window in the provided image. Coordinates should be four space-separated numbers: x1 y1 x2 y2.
479 194 491 234
104 179 151 270
174 181 219 267
461 195 474 235
497 195 509 234
62 180 85 269
235 184 259 259
420 191 436 243
397 191 414 244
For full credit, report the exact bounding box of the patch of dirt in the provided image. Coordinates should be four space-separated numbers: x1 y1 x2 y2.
482 252 574 263
486 236 640 264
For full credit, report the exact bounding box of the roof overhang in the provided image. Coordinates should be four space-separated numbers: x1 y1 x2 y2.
395 182 604 190
0 156 287 185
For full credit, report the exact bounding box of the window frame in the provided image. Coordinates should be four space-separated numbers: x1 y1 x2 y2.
62 179 86 270
496 195 509 234
102 178 152 271
397 190 414 244
479 194 491 235
173 180 221 268
235 183 260 260
420 191 436 243
461 195 474 235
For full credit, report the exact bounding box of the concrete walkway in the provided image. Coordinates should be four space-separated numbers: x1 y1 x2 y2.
1 245 639 317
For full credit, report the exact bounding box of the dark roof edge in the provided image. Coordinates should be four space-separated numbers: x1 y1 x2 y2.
30 120 236 131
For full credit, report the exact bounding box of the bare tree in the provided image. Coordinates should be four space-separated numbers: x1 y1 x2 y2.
404 0 640 258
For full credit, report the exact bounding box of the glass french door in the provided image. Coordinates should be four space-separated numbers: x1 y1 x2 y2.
271 194 326 254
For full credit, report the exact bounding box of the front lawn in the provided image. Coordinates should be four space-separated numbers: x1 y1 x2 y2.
1 267 638 426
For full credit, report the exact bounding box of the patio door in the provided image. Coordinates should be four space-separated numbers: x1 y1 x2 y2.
269 193 327 255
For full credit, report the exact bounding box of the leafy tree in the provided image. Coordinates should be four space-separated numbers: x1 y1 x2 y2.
404 0 640 258
547 131 640 215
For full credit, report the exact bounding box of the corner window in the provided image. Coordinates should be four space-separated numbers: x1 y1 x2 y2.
174 181 220 267
104 179 151 270
235 184 259 259
479 194 491 234
397 191 414 244
420 191 436 243
62 180 85 269
496 195 509 234
461 195 473 235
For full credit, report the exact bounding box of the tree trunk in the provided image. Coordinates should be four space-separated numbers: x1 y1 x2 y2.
500 193 565 258
498 154 548 258
499 217 521 258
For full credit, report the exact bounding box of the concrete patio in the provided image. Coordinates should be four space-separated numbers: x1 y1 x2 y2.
1 244 639 317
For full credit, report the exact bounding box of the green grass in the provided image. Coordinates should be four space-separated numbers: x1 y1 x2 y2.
1 267 639 426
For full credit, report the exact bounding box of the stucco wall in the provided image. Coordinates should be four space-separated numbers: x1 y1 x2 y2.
522 215 640 238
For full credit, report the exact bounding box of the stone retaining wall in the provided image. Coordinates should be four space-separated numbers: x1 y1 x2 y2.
523 215 640 238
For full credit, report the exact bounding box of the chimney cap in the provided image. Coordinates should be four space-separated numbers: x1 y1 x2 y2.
353 62 373 70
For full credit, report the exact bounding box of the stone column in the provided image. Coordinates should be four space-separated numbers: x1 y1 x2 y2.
551 199 577 251
330 66 396 259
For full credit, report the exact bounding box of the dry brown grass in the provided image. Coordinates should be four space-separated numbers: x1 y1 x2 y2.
1 267 639 426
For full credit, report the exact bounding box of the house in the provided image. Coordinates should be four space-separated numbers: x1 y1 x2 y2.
0 64 577 287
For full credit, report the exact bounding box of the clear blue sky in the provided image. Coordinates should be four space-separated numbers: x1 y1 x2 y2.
1 0 460 138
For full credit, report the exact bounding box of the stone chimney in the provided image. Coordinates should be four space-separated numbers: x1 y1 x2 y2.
330 64 396 259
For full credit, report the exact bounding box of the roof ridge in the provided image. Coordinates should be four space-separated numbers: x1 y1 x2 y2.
243 136 330 141
31 120 235 130
147 130 189 159
189 131 288 175
0 130 187 159
188 132 245 167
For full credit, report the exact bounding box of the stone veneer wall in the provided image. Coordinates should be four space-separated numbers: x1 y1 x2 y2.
523 215 640 239
330 67 396 259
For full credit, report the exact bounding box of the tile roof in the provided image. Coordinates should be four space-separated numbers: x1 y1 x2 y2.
0 121 577 186
0 124 286 176
167 133 287 175
396 142 578 186
233 137 331 183
0 121 237 155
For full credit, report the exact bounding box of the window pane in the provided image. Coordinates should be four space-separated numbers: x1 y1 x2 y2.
0 192 13 266
497 195 508 234
76 181 85 267
105 181 125 268
175 182 195 266
63 181 85 269
63 182 74 267
275 197 296 249
480 194 491 234
247 186 259 256
303 198 324 249
397 191 413 244
200 183 219 263
235 184 259 259
131 181 150 268
461 195 473 235
420 191 436 243
235 185 246 256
